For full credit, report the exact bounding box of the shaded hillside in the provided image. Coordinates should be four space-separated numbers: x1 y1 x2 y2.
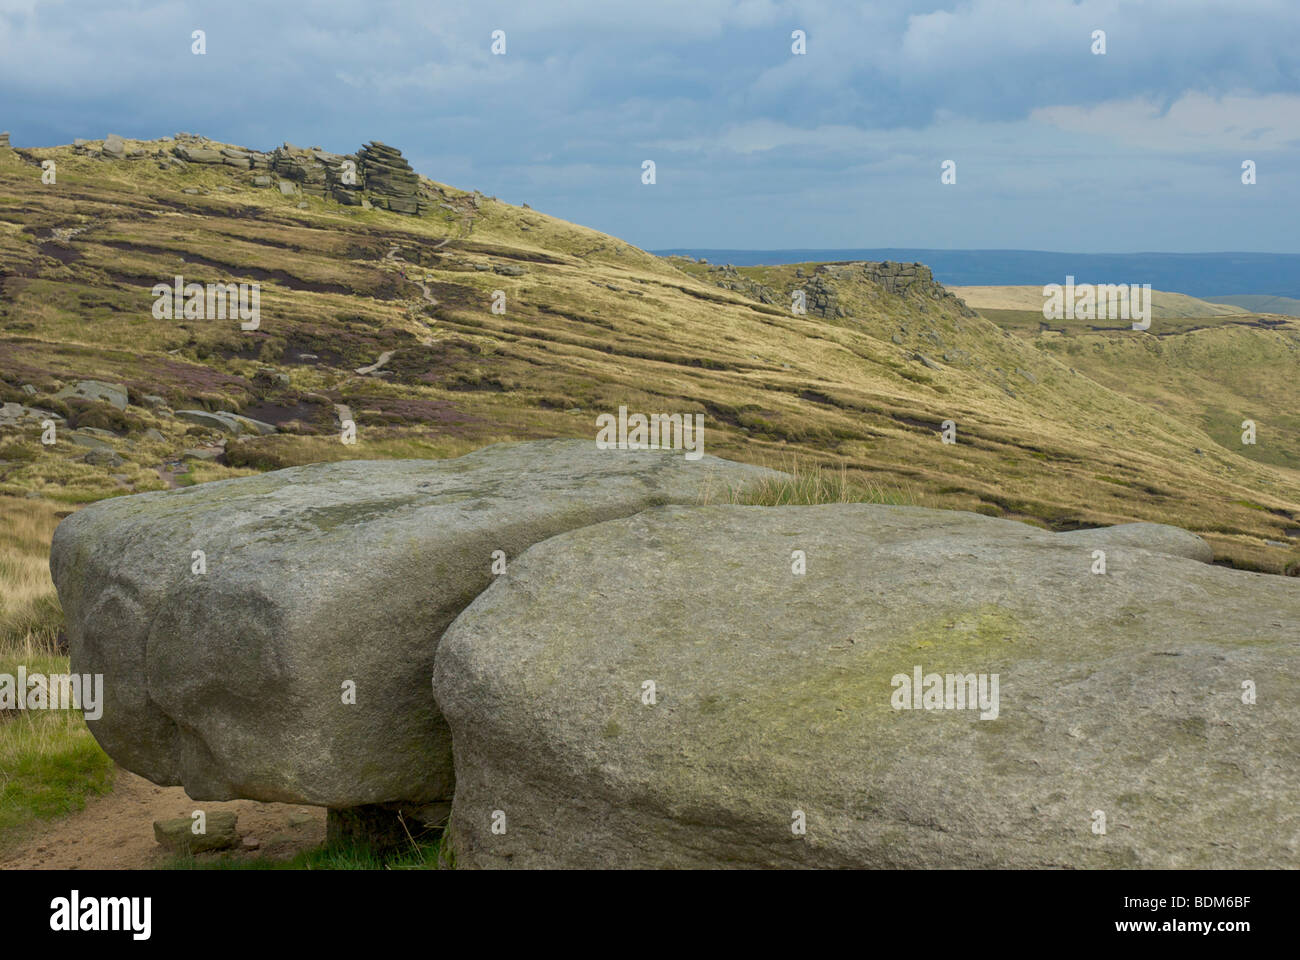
1 134 1297 575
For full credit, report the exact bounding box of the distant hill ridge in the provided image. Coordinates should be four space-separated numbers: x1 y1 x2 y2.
654 249 1300 299
1204 294 1300 317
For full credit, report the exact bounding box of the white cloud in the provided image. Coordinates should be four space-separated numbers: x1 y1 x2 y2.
1032 92 1300 152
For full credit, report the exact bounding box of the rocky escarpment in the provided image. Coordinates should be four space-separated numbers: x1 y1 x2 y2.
707 260 978 319
52 131 439 216
357 141 426 214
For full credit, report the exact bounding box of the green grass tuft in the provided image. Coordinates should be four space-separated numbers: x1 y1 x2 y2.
164 836 444 870
0 652 116 848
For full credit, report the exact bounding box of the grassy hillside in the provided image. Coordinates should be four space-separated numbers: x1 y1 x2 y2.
1204 294 1300 317
1 134 1298 590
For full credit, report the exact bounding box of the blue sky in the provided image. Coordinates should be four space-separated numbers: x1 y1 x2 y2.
2 0 1298 252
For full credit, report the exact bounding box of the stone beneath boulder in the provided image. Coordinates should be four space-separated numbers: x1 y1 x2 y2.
51 440 775 809
54 380 129 410
433 504 1299 869
153 811 239 853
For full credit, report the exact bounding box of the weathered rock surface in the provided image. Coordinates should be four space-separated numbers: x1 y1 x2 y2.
54 380 129 410
51 440 773 808
0 402 62 426
433 504 1299 869
174 409 277 436
1058 521 1214 564
173 144 225 164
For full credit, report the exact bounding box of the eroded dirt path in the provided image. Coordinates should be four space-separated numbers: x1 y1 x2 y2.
2 768 326 869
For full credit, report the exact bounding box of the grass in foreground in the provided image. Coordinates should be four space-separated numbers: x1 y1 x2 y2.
164 836 444 870
0 649 116 848
0 497 114 850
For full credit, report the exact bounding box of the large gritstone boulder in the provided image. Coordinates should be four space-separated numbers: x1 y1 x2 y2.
432 504 1299 869
50 440 773 809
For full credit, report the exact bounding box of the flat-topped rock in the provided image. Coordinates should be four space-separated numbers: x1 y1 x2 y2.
433 504 1298 868
53 379 129 410
1057 521 1215 563
51 440 774 808
173 144 224 164
174 409 277 437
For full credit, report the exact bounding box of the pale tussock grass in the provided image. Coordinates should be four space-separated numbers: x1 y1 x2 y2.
0 496 66 654
700 456 918 508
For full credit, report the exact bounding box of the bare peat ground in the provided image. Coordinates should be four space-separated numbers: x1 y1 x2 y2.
1 767 325 869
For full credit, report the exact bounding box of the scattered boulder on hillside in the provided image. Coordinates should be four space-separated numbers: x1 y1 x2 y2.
54 380 128 410
67 432 115 452
101 134 126 159
433 503 1299 869
174 409 277 437
0 402 62 426
50 440 775 813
